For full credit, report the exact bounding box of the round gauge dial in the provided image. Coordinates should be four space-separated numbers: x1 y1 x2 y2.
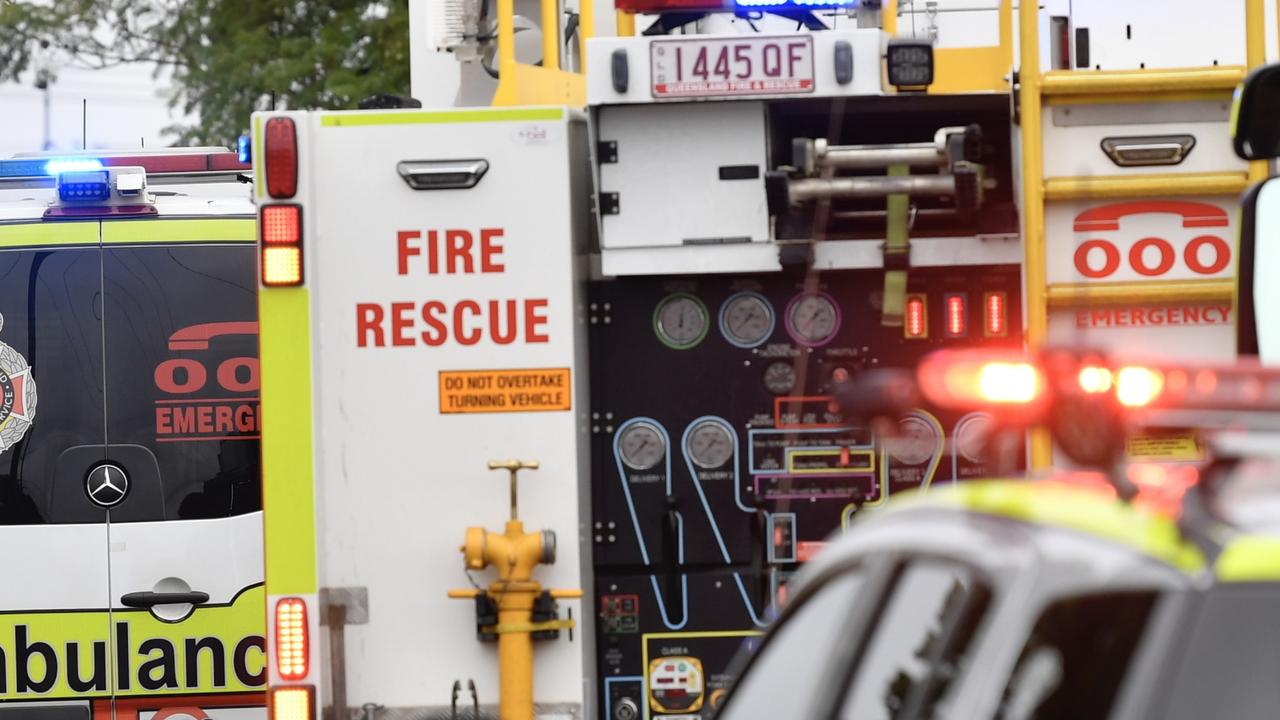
955 414 994 464
686 420 735 469
888 415 943 466
719 292 775 348
654 294 709 349
618 421 666 471
786 292 841 346
763 362 797 396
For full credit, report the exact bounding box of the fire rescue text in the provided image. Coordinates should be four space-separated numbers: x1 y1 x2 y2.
356 228 550 347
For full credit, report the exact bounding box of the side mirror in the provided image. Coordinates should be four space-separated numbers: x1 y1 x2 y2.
1237 176 1280 360
1233 63 1280 160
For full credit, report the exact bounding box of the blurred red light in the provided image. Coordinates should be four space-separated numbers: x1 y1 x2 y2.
905 295 928 339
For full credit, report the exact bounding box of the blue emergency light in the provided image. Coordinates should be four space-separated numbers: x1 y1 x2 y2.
57 171 112 202
734 0 856 6
45 158 105 175
237 135 252 164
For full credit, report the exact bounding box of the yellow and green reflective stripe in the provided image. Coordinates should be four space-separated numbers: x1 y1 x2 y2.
259 286 318 595
1215 534 1280 582
103 218 255 244
879 481 1206 573
0 221 98 248
320 107 564 127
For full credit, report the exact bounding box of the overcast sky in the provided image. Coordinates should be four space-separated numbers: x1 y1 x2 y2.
0 62 189 157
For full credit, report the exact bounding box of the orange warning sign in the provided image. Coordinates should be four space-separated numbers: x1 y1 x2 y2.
439 367 572 414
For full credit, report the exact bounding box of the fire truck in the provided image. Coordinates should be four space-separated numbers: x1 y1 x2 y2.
250 1 1278 719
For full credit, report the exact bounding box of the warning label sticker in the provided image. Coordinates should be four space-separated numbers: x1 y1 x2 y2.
1126 434 1204 462
439 368 572 414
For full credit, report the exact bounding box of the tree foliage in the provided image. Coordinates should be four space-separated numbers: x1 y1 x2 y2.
0 0 411 145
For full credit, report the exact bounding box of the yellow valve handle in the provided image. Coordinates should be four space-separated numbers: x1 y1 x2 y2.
489 459 540 520
481 618 577 635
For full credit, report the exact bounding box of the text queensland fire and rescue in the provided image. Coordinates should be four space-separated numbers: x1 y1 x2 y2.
356 228 550 347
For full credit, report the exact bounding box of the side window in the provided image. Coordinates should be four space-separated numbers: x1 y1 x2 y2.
717 569 866 720
838 561 991 720
0 248 105 525
1158 587 1280 720
994 591 1157 720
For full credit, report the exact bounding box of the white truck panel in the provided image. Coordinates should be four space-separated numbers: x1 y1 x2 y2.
300 108 592 714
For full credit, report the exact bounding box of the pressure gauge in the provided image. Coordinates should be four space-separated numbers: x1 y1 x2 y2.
654 294 709 349
618 421 666 471
786 292 841 347
763 361 797 396
686 420 735 469
955 414 994 464
719 292 775 348
888 415 943 466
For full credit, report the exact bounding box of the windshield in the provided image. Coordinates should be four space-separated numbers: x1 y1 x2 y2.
837 560 991 720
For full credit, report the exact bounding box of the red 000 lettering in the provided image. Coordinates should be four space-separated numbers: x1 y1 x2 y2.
1073 234 1230 279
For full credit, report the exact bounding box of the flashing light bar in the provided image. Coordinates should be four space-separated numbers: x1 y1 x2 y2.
46 159 104 175
616 0 856 10
0 152 248 180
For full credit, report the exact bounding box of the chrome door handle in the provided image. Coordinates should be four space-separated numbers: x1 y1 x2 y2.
396 159 489 190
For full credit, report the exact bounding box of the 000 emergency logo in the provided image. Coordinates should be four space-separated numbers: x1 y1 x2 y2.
0 313 37 455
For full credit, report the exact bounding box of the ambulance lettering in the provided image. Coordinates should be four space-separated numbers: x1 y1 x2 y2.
356 228 551 347
0 313 37 456
0 587 266 700
154 322 260 442
1072 201 1232 279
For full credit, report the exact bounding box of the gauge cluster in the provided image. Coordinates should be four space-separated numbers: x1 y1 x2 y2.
587 267 1022 718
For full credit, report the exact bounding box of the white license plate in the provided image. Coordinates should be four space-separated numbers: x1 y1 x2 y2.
650 35 816 99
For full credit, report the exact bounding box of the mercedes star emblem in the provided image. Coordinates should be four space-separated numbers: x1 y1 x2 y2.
86 463 129 508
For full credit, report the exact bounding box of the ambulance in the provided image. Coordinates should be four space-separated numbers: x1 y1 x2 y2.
0 149 265 719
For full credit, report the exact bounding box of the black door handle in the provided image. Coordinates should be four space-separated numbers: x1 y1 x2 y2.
121 591 210 608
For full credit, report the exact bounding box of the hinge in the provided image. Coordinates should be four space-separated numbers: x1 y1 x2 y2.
597 140 618 164
600 192 620 215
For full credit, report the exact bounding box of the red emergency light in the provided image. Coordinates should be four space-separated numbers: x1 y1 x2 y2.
944 294 967 338
260 205 304 286
904 295 928 339
264 117 299 199
275 597 309 681
983 292 1008 338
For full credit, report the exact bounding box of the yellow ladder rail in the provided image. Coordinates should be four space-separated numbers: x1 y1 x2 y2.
492 0 595 107
1019 0 1269 469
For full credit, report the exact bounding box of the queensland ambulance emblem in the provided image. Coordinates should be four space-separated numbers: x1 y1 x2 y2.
0 314 37 454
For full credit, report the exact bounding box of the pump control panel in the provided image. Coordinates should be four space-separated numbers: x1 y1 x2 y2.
589 266 1022 717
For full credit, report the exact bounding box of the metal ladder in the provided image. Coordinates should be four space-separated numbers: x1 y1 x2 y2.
1018 0 1274 467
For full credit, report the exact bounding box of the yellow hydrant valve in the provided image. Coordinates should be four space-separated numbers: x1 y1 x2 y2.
448 460 583 720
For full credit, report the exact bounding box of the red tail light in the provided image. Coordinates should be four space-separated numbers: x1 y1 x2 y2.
983 292 1007 337
264 117 298 199
904 295 928 339
275 597 309 680
260 205 303 286
944 294 967 338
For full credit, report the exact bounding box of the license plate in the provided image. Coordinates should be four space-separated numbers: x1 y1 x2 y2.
650 35 816 99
